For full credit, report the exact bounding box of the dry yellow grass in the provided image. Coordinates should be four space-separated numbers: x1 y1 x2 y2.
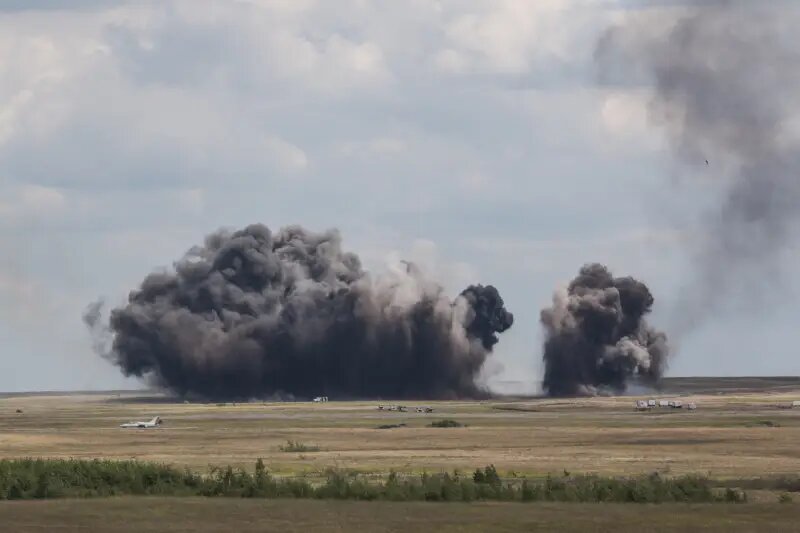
3 389 800 478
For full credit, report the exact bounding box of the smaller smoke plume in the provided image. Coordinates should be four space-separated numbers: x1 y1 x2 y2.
540 263 668 396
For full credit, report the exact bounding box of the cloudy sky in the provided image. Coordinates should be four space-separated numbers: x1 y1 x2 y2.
2 0 799 393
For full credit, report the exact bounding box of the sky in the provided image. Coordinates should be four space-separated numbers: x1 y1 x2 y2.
1 0 799 393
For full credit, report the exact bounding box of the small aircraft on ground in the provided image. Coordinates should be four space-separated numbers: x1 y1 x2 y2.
120 416 162 429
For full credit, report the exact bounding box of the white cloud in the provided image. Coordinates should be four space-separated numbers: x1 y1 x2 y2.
597 89 666 152
461 170 489 192
600 90 650 137
434 0 589 75
0 184 65 219
336 137 407 158
176 187 205 214
262 136 309 173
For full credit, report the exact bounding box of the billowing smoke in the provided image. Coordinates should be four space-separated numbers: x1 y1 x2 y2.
85 224 513 400
596 3 800 332
540 263 668 396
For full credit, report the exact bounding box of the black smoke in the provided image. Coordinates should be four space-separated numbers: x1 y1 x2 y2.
540 263 668 396
85 224 513 400
596 3 800 332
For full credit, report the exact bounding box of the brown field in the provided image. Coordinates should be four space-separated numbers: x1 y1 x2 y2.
3 380 800 479
3 379 800 531
3 498 800 532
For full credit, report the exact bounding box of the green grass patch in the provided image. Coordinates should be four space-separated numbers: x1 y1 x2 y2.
0 459 747 504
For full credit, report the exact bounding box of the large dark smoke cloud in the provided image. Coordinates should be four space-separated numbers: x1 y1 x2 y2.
540 263 668 396
596 3 800 331
84 224 513 400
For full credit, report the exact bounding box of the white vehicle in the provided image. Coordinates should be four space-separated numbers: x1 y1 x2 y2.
647 399 656 407
120 416 162 429
313 396 329 403
658 400 670 408
687 403 697 411
635 400 649 411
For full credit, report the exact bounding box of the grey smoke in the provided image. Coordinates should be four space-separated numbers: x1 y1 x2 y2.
596 3 800 331
84 224 513 400
83 299 111 357
541 263 668 396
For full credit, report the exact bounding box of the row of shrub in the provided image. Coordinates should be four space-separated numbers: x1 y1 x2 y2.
0 459 746 503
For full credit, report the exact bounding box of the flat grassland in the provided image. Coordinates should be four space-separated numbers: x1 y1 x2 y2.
3 379 800 478
3 377 800 531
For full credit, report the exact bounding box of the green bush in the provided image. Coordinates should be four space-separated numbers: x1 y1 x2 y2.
279 440 320 453
428 419 464 428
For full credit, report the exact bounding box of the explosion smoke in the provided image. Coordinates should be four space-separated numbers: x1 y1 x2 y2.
596 3 800 331
84 224 513 400
540 263 668 396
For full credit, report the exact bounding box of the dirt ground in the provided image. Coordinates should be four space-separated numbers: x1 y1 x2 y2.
2 498 800 533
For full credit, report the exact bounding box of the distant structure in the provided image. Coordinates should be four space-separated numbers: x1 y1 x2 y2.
379 405 408 412
638 399 693 411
